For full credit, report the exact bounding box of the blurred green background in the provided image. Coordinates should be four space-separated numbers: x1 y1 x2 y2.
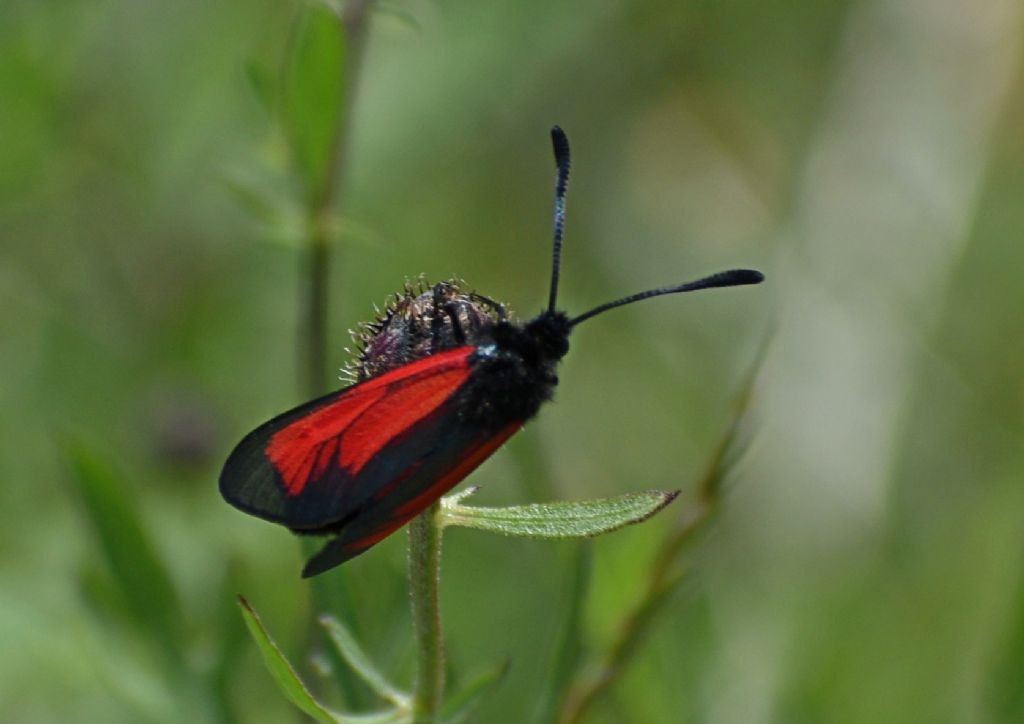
4 0 1024 722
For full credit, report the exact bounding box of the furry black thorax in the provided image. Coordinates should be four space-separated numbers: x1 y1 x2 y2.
458 310 571 429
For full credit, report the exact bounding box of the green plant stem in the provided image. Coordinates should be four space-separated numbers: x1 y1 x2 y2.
302 0 373 396
409 502 445 722
305 220 330 396
297 1 374 709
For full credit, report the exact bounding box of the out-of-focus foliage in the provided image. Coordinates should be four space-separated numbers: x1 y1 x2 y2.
3 0 1024 722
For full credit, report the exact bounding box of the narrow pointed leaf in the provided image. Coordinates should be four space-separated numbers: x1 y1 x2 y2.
282 2 347 201
695 335 766 503
557 350 768 724
237 596 343 724
210 559 249 724
244 57 276 114
320 615 410 708
991 587 1024 721
440 490 679 538
76 561 128 626
331 711 409 724
305 538 372 710
64 445 184 668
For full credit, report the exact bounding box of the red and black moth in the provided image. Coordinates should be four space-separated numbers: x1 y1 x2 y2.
220 127 764 577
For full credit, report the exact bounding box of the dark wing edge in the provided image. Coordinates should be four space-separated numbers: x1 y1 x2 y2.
218 347 476 528
219 385 355 523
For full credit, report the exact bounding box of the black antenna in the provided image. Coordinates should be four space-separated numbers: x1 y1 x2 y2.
568 269 764 327
548 126 571 313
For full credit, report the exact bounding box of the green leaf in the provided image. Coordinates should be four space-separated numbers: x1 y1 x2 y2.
440 659 510 724
989 572 1024 720
237 596 344 724
282 2 347 201
554 349 769 723
652 339 769 571
244 57 277 115
210 559 249 724
306 541 373 711
75 560 129 627
320 614 410 709
343 713 410 724
695 335 767 503
64 445 185 669
440 490 680 539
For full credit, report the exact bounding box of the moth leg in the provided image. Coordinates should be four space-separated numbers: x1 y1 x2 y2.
430 282 446 351
443 302 466 345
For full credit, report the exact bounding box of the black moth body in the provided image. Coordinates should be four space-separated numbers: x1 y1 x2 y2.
353 278 570 433
219 126 764 577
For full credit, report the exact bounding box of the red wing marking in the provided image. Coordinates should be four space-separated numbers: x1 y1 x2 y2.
338 367 470 474
267 386 385 495
265 348 475 496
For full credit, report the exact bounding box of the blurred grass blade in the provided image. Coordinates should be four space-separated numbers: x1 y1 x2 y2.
440 490 679 538
531 544 591 724
244 57 277 115
989 568 1024 720
559 350 766 724
306 545 374 712
210 559 249 724
320 614 410 708
696 334 767 503
652 342 766 575
282 1 347 201
76 561 129 627
439 659 510 724
237 596 345 724
64 445 184 668
342 713 409 724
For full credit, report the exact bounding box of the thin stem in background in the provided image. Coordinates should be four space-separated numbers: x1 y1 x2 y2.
408 501 445 722
558 354 763 724
295 0 375 711
302 0 373 397
557 507 709 724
